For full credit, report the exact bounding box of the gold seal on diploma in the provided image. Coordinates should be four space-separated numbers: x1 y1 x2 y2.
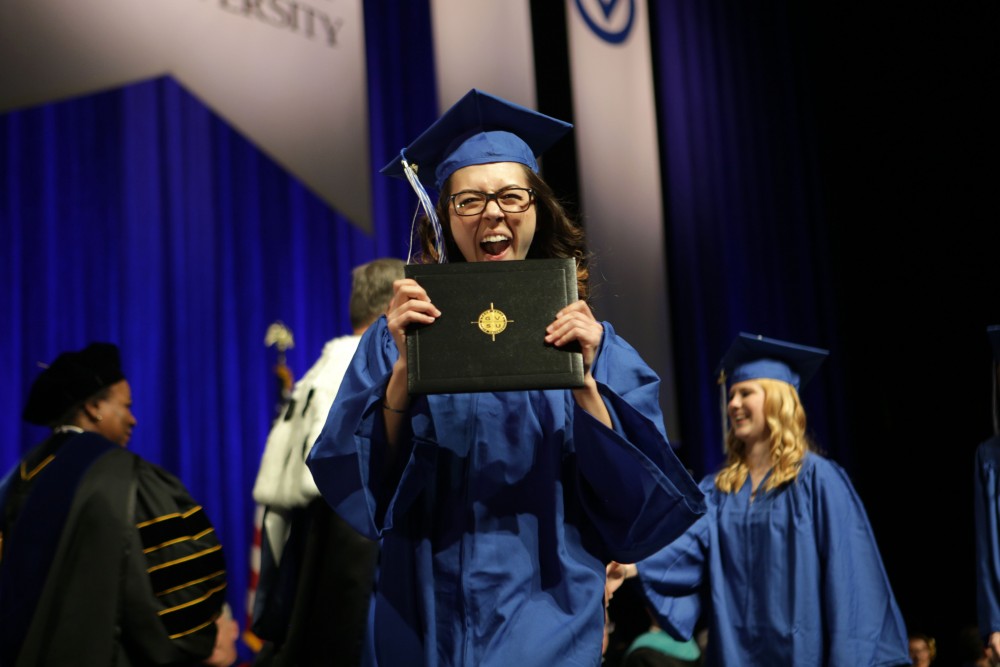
473 303 513 341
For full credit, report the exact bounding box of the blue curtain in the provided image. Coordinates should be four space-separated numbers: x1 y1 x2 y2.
649 1 841 478
0 1 437 659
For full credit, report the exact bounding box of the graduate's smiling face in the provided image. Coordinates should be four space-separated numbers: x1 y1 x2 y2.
447 162 536 263
728 380 768 446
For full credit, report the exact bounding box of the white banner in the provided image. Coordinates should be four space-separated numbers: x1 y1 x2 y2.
566 0 679 437
427 0 678 438
429 0 536 113
0 0 371 230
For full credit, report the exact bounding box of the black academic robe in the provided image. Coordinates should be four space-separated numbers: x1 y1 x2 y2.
251 498 379 667
0 431 227 666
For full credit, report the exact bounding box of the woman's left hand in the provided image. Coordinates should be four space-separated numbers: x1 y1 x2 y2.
545 300 603 375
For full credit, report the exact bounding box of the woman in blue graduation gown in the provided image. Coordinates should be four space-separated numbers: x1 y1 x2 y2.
975 325 1000 660
307 90 706 667
615 333 909 666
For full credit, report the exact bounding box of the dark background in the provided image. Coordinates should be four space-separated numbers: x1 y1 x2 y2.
817 4 996 663
574 3 995 665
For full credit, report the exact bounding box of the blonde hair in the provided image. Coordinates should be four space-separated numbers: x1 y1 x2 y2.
908 633 937 662
714 378 811 494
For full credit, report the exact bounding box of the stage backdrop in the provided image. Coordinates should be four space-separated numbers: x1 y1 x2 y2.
0 0 840 653
2 0 993 662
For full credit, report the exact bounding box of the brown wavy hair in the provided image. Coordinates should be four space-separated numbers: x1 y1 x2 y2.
415 165 591 301
714 379 812 494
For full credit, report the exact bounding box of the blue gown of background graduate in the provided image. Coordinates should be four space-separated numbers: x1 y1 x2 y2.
976 436 1000 641
307 316 706 667
636 453 909 666
975 325 1000 643
635 332 908 667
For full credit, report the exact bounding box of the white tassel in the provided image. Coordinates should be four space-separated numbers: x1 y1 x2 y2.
400 153 447 263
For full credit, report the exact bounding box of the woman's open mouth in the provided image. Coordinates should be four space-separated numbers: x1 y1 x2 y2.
480 235 511 257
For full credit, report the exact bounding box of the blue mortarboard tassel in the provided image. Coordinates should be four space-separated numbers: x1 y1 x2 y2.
400 151 446 264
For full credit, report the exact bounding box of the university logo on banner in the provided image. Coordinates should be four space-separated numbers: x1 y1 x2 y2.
573 0 636 44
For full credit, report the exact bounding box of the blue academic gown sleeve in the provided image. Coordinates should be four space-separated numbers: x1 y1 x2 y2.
308 318 704 549
976 436 1000 637
307 316 705 667
571 322 707 562
303 317 396 539
633 480 713 640
636 455 909 667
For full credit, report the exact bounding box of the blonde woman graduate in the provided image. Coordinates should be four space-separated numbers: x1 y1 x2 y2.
612 333 909 667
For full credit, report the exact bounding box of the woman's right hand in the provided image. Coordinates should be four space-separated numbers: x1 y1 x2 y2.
382 278 439 433
386 278 441 358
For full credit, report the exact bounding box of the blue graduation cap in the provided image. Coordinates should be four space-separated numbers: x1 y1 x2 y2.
382 88 572 191
716 332 829 392
989 325 1000 362
381 89 572 262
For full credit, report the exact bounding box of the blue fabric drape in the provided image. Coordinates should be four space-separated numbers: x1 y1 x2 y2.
0 2 436 659
649 1 842 478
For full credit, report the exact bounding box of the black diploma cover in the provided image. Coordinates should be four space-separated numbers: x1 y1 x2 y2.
404 258 585 393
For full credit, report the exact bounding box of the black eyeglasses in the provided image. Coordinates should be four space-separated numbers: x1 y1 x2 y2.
449 187 534 216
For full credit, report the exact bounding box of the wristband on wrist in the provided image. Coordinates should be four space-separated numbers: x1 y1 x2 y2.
382 400 407 414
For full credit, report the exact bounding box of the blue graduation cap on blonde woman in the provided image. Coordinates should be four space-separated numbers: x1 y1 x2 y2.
381 88 572 262
714 333 829 448
716 332 829 392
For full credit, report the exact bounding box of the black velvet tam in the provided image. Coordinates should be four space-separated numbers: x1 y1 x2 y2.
22 342 125 425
